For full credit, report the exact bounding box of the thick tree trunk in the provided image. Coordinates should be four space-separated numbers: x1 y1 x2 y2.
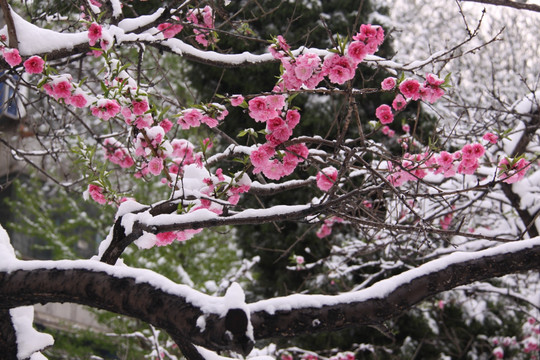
0 309 18 360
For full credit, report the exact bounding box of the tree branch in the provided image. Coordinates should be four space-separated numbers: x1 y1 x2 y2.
0 310 18 360
460 0 540 12
249 238 540 339
0 0 18 49
0 263 254 355
2 239 539 353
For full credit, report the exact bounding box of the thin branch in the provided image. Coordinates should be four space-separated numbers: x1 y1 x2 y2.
0 1 18 49
460 0 540 12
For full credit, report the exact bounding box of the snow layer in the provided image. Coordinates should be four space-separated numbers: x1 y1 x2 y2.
249 237 540 313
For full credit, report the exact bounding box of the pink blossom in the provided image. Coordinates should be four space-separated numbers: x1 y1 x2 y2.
157 23 183 39
276 35 290 51
248 96 277 122
286 109 301 129
53 81 72 99
262 159 285 180
201 115 219 128
156 232 177 246
266 94 286 111
148 157 164 176
323 54 355 85
181 109 203 128
250 146 274 171
499 157 530 184
392 94 407 111
267 117 285 132
492 347 504 359
316 224 332 238
88 184 107 205
472 143 485 158
67 90 88 108
461 144 476 159
23 56 45 74
381 77 397 90
134 114 153 129
316 166 338 191
399 79 421 100
231 95 244 106
2 49 21 67
483 132 499 144
375 104 394 124
132 99 149 115
286 143 309 161
160 118 173 132
88 23 102 46
402 124 410 133
347 41 368 64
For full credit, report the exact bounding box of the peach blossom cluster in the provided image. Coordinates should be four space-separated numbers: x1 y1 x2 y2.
376 74 446 125
270 24 384 90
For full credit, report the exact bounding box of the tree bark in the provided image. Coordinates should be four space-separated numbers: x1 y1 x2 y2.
1 239 538 353
0 309 18 360
250 239 540 338
0 266 253 355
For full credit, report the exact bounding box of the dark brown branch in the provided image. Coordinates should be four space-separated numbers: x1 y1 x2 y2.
0 1 18 49
0 310 18 360
250 239 540 339
460 0 540 12
0 266 253 355
100 189 365 264
2 241 538 354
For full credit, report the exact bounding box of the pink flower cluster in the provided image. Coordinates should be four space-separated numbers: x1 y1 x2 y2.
42 75 90 108
248 95 286 122
251 142 309 180
103 138 135 169
155 229 203 246
348 24 385 64
316 216 343 238
0 46 45 73
186 5 215 46
498 157 530 184
177 104 228 130
387 143 486 187
316 166 338 191
87 184 107 205
91 98 121 120
375 74 446 125
270 24 384 89
246 94 309 179
2 48 21 67
483 132 499 144
157 22 183 39
491 318 539 360
280 52 325 90
23 56 45 74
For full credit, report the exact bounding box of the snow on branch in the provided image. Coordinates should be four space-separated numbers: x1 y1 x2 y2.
0 236 538 353
0 259 254 355
460 0 540 12
249 237 540 339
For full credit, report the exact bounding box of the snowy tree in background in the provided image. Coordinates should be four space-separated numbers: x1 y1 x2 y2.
0 0 538 359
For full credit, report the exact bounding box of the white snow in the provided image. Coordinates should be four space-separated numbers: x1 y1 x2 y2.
10 307 54 360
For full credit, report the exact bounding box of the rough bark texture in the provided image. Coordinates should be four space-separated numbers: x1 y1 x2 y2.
1 241 538 354
250 241 540 339
0 309 18 360
0 267 253 355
